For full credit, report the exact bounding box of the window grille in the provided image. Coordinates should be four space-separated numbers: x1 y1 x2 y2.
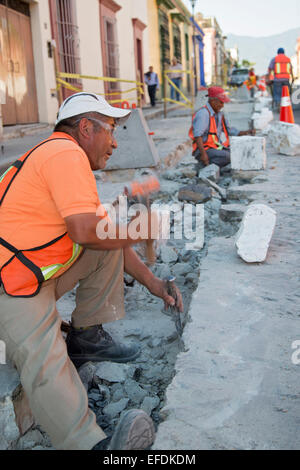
104 17 120 91
55 0 81 86
172 22 181 63
159 9 170 66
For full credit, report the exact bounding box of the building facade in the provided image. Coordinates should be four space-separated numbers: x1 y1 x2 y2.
196 13 227 87
0 0 206 135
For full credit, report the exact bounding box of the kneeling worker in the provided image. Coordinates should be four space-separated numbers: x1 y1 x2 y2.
0 92 183 450
189 86 256 169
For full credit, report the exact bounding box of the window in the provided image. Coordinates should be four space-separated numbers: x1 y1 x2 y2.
172 22 181 63
104 17 119 90
159 9 170 67
49 0 81 96
56 0 81 86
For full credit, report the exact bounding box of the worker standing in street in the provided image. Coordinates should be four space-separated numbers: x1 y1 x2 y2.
168 57 183 102
144 66 160 107
189 86 256 169
0 92 183 451
268 48 294 110
248 68 257 99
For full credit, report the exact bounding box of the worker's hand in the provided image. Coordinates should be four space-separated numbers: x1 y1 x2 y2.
248 129 256 136
147 277 184 313
200 151 210 166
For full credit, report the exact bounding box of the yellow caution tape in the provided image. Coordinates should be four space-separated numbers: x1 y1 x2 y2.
57 72 144 87
164 69 191 74
164 74 193 107
163 98 193 109
56 78 144 102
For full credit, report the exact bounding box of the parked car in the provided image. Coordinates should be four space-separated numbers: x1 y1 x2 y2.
228 68 249 87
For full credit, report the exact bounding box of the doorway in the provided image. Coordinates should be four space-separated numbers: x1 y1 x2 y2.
0 2 38 125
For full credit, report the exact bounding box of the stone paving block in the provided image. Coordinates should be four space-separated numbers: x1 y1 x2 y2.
230 136 267 171
235 204 277 263
252 109 273 130
198 164 220 182
267 121 300 156
219 204 246 222
178 184 212 203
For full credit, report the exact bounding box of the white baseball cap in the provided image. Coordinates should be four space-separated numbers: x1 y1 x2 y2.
55 92 131 125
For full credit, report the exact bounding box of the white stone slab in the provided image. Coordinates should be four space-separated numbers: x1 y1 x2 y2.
230 136 267 171
267 121 300 156
252 109 273 130
235 204 277 263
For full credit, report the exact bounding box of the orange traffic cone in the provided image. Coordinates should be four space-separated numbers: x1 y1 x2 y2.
280 85 295 124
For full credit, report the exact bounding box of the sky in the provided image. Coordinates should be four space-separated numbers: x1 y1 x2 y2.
182 0 300 37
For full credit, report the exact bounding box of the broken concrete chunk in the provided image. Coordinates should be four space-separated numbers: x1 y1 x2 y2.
171 262 191 278
0 363 34 450
77 362 96 392
103 398 129 419
95 362 131 384
124 379 147 405
198 164 220 182
198 176 227 201
267 121 300 156
235 204 277 263
252 109 273 130
141 396 160 415
178 184 212 204
230 136 267 171
219 204 246 222
160 245 178 264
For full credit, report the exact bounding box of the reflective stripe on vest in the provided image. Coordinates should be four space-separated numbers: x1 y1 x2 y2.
0 138 83 298
41 242 82 281
189 107 230 152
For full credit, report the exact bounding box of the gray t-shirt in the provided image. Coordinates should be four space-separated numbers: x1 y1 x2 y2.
193 103 239 143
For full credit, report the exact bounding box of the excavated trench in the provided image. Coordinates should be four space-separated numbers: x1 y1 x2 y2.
77 159 247 443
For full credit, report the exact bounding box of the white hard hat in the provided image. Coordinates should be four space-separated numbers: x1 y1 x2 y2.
55 92 131 125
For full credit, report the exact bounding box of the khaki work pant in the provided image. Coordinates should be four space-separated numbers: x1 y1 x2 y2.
0 248 125 450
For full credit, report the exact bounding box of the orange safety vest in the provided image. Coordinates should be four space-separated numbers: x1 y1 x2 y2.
0 138 83 298
274 54 292 80
258 78 266 92
189 106 230 153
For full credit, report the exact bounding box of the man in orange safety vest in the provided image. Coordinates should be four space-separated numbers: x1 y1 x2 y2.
189 86 256 169
268 48 294 109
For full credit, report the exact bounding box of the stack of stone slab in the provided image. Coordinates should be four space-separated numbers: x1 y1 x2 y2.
251 95 273 131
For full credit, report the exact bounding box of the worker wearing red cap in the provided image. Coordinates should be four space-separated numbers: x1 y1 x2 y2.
189 86 256 169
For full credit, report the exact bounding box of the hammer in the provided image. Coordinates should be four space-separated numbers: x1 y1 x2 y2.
125 176 160 265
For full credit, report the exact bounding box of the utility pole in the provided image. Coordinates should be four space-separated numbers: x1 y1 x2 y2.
190 0 197 98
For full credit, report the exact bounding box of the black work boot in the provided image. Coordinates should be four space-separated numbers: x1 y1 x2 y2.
92 409 155 450
66 324 140 368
